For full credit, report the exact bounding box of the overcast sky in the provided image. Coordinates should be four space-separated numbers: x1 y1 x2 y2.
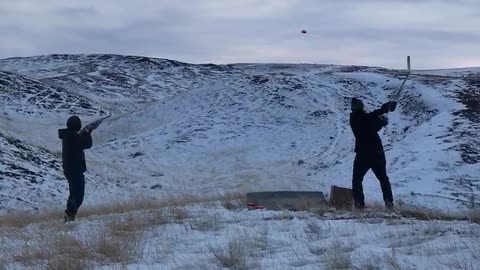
1 0 479 69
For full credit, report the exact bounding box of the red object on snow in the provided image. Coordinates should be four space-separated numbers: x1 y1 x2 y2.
256 206 265 209
301 30 307 34
248 202 255 207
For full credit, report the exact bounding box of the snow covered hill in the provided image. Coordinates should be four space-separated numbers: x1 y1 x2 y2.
0 70 100 116
0 54 478 213
0 54 234 114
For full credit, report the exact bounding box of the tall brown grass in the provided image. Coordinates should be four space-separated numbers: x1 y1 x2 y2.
0 192 244 228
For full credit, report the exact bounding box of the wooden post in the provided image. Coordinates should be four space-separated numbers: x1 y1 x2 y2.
329 185 353 209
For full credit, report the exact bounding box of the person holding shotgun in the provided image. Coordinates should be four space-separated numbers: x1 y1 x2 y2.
349 99 397 210
349 56 410 210
58 115 109 222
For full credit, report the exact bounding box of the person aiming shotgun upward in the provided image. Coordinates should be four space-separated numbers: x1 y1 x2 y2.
350 98 397 210
58 116 94 222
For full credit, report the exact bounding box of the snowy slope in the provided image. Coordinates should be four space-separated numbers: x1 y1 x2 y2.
0 70 101 116
0 54 234 115
0 55 479 213
0 132 65 211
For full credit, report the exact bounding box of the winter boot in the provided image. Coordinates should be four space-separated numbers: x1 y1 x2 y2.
385 201 394 211
354 201 365 211
64 213 75 223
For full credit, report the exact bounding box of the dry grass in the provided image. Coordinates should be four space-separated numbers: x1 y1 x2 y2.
395 205 463 221
168 206 189 223
77 194 199 219
362 202 476 223
2 194 475 232
189 211 223 232
8 207 159 266
1 194 248 268
139 209 170 227
46 255 89 270
208 230 265 270
149 230 177 263
385 223 442 257
106 215 148 235
333 222 356 237
384 248 401 270
0 193 243 229
14 231 92 269
0 232 16 262
15 239 51 266
470 238 480 261
304 220 329 241
0 253 8 270
445 259 476 270
421 221 449 236
209 239 252 270
221 192 246 210
78 198 163 218
290 247 309 267
3 193 479 269
358 254 384 270
12 216 148 269
309 203 331 217
434 237 480 270
94 229 144 264
94 216 147 264
321 240 353 270
387 230 427 250
0 210 62 229
438 254 477 270
467 208 480 224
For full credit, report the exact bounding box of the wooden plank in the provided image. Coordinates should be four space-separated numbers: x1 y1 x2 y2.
329 185 353 209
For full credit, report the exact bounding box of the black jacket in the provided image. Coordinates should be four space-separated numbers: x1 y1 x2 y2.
350 107 389 154
58 129 92 177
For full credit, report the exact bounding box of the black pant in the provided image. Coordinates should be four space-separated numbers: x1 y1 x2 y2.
65 174 85 217
352 151 393 207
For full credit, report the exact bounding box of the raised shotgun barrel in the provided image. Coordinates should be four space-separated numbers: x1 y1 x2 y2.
80 114 111 133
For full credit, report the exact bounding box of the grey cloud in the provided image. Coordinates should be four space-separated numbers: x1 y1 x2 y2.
51 6 98 16
0 0 479 68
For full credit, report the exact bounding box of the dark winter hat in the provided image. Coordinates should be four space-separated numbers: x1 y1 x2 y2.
66 116 82 131
351 98 364 111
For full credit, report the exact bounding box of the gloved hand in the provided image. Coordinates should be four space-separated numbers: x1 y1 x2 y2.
80 123 94 134
381 101 398 112
85 126 94 133
379 115 388 126
389 101 398 112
